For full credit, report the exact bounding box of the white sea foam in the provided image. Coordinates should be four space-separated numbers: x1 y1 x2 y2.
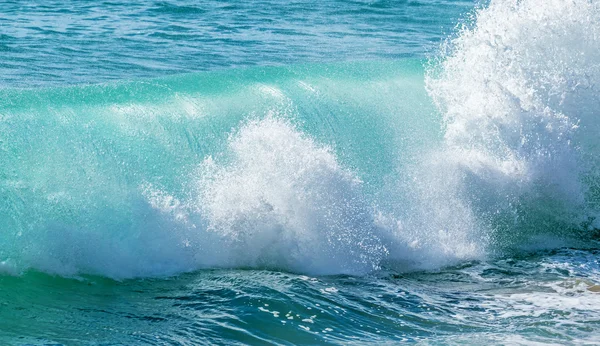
192 117 484 274
425 0 600 246
195 117 387 275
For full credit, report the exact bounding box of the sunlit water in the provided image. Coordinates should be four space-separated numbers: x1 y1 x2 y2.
2 0 600 344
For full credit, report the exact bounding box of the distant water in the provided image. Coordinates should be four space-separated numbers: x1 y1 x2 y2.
2 0 600 345
0 0 472 87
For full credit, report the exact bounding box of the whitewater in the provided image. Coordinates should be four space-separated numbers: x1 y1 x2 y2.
1 0 600 344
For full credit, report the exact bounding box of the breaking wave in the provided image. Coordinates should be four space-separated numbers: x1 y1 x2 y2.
1 0 600 278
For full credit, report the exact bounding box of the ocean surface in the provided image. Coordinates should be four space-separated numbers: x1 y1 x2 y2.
1 0 600 344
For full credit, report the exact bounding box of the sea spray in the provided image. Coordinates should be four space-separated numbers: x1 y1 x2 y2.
3 1 600 344
196 117 387 275
425 0 600 248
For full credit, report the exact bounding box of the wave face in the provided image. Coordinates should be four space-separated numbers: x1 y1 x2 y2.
1 0 600 279
1 61 448 278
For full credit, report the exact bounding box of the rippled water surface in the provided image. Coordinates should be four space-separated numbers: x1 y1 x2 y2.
2 248 600 344
0 0 473 86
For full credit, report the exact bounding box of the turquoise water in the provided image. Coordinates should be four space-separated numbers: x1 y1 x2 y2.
2 249 600 344
2 0 600 344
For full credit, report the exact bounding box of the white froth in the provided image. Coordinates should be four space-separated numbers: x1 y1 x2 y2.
425 0 600 245
197 117 387 275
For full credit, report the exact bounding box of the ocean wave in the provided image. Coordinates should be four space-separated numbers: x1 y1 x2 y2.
1 0 600 278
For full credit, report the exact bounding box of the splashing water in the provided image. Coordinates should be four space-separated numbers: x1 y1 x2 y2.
1 0 600 280
3 0 600 344
197 117 387 275
425 0 600 250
